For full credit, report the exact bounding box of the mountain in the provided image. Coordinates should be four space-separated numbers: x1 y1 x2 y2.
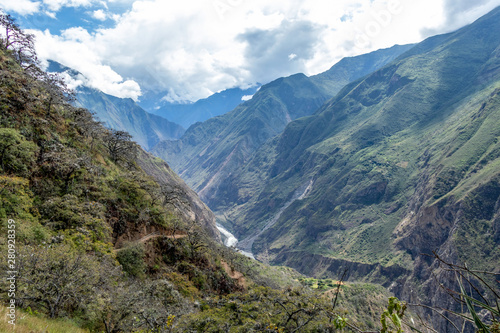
209 6 500 331
47 61 185 150
0 40 399 332
141 86 260 129
141 45 413 130
152 44 414 208
2 10 498 332
310 44 415 95
75 86 185 150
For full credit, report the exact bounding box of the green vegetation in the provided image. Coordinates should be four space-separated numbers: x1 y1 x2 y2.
74 83 185 150
117 243 147 277
156 7 500 330
208 6 500 278
151 44 413 210
1 10 499 332
0 15 399 332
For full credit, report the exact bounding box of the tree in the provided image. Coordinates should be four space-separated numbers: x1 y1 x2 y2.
41 72 75 115
97 278 188 333
0 12 74 113
16 244 101 318
69 107 105 148
103 129 137 164
0 128 36 175
116 243 146 278
0 12 38 71
185 219 208 259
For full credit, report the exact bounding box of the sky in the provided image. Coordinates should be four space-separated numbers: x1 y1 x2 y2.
1 0 500 103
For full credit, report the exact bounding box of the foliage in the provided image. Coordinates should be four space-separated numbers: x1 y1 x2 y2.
116 243 146 278
0 12 38 70
15 244 101 318
0 128 36 175
4 11 499 333
0 175 34 220
381 297 406 333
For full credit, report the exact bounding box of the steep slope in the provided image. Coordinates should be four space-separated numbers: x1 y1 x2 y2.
152 44 413 207
144 86 260 128
217 7 500 329
48 61 185 150
0 44 397 332
136 149 220 240
152 73 330 206
310 44 415 95
75 86 185 150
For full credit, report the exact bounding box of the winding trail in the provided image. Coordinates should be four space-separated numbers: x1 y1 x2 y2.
115 230 187 252
220 259 247 288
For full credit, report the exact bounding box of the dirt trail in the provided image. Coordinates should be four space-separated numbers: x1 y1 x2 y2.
220 260 246 288
115 230 187 252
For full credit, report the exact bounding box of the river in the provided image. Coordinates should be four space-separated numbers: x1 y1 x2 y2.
216 223 255 259
216 179 313 261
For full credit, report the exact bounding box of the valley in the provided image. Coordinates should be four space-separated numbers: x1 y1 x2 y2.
150 6 500 332
1 3 499 332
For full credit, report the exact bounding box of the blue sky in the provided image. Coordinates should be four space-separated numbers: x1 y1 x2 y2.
1 0 500 103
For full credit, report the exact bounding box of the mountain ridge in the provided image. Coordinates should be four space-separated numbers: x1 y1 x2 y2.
152 44 415 208
213 7 500 330
47 61 185 150
143 85 260 129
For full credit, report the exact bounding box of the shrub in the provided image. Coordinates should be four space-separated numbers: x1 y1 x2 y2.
116 243 146 278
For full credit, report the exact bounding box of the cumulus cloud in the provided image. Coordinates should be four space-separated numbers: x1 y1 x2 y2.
237 19 324 83
59 71 87 90
31 28 142 100
0 0 41 15
18 0 500 102
42 0 99 12
442 0 500 26
421 0 500 36
92 9 107 21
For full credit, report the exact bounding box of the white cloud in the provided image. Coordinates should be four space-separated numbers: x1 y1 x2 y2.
92 9 107 21
45 11 57 18
59 71 87 90
0 0 41 15
241 95 253 101
0 0 113 16
31 28 142 100
421 0 500 36
24 0 500 102
42 0 98 12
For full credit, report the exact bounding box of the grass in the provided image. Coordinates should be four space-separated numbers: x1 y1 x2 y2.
0 306 89 333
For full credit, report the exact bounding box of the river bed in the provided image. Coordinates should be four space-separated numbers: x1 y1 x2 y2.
216 223 255 259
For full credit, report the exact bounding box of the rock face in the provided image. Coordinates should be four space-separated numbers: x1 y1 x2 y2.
274 251 411 287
